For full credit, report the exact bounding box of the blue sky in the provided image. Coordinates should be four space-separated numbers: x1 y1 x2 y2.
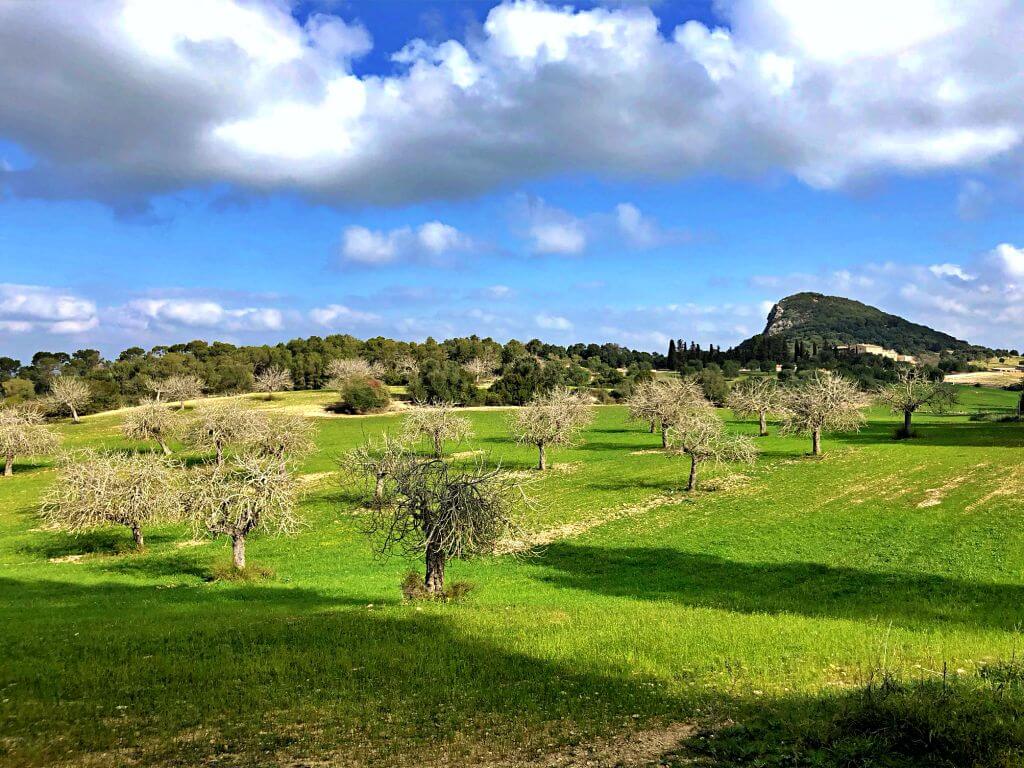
1 0 1023 360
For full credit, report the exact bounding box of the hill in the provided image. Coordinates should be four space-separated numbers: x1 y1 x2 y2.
734 292 988 358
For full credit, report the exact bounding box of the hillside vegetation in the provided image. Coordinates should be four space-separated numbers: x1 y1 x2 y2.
2 387 1024 766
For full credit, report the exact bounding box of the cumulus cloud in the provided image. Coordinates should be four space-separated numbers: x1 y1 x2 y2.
308 304 381 326
122 298 284 332
0 284 98 333
340 221 471 265
535 313 573 330
929 263 975 281
4 0 1022 209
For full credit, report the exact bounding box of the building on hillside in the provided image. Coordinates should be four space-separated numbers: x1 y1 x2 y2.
836 343 917 364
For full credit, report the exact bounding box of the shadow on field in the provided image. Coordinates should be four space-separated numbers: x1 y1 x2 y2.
835 420 1024 449
19 530 179 559
2 576 1024 767
536 544 1024 631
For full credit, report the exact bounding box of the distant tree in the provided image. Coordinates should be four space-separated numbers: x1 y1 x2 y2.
510 387 593 470
628 378 708 448
878 367 958 437
465 351 500 384
122 400 178 455
185 453 299 571
42 452 176 549
247 411 316 473
182 401 259 465
162 374 205 410
668 409 758 490
48 376 92 423
368 457 522 595
667 339 678 370
408 360 479 404
342 431 411 504
253 366 293 400
780 371 870 456
326 358 383 390
337 376 391 414
403 402 473 458
0 406 61 477
727 377 782 437
2 378 35 403
697 367 730 405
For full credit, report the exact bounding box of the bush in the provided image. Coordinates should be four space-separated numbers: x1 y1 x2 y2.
400 571 474 602
408 360 480 404
339 377 391 414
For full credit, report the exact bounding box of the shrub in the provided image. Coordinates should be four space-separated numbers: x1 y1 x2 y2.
408 360 479 405
339 377 391 414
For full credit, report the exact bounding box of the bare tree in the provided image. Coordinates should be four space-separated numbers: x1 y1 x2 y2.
247 411 316 472
342 431 411 505
48 376 92 423
0 406 61 477
41 452 176 549
253 366 294 400
780 371 870 456
369 457 523 595
628 378 709 448
878 367 957 436
182 400 259 465
668 410 758 491
162 374 205 410
403 402 473 458
465 351 500 384
391 354 420 381
326 358 384 390
122 399 178 455
727 376 782 437
510 387 593 470
185 453 299 570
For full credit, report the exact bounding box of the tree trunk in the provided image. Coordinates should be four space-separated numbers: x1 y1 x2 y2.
812 428 821 456
70 405 79 423
758 410 768 437
131 525 144 550
216 441 224 466
661 425 668 448
374 474 386 502
425 543 445 595
159 439 172 456
232 534 246 570
537 442 546 470
433 434 443 458
904 409 913 434
687 455 699 491
1018 390 1023 418
3 452 13 477
649 420 656 433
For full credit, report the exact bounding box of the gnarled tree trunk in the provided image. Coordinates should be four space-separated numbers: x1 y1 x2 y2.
374 473 386 502
758 410 768 437
432 434 443 458
70 405 79 424
4 452 13 477
812 428 821 456
661 424 668 449
537 442 546 470
131 525 144 550
425 543 445 595
687 455 699 491
159 439 172 456
232 534 246 570
903 409 913 434
649 420 656 433
216 441 224 466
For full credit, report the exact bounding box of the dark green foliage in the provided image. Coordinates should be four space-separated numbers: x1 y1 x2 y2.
697 365 729 405
339 377 391 414
408 360 481 404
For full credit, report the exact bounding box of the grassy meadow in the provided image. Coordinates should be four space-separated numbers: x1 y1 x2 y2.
2 386 1024 766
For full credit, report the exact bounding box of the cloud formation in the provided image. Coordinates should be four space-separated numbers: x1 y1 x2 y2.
2 0 1023 210
0 284 98 334
340 221 472 265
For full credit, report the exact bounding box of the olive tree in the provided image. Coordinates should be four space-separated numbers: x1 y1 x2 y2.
182 401 259 465
403 402 473 458
247 411 316 472
369 457 522 595
342 431 411 504
727 376 781 437
510 387 593 470
185 453 299 570
48 376 92 423
253 366 293 400
780 371 870 456
0 406 61 477
41 452 176 549
878 367 957 437
628 378 708 448
162 374 205 410
122 399 177 455
668 409 757 491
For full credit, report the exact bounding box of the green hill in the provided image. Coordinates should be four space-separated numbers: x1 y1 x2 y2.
735 292 986 357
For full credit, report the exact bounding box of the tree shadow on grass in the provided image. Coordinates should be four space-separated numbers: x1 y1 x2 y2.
18 529 180 559
535 543 1024 632
834 420 1024 449
101 551 214 581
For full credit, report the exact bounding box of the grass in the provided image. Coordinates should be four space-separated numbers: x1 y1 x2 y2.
2 386 1024 766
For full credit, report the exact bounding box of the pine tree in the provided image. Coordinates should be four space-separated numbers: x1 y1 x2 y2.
667 339 677 369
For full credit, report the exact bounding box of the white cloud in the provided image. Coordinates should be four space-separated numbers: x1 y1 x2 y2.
991 243 1024 278
929 263 975 281
308 303 381 326
481 284 514 299
535 313 573 330
0 284 98 333
123 298 283 331
521 198 587 255
6 0 1023 209
340 221 471 265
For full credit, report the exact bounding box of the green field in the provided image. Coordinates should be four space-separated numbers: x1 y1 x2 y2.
3 387 1024 766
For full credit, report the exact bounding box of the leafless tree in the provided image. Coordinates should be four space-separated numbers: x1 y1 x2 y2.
247 411 316 473
727 376 782 437
780 371 870 456
122 399 178 455
0 406 61 477
510 386 593 470
391 354 420 381
41 451 177 549
342 431 412 505
253 366 294 400
628 378 709 448
184 453 299 570
465 351 500 384
668 410 758 491
403 402 473 458
48 376 92 423
182 400 260 465
161 374 205 410
368 457 523 595
878 367 957 436
326 358 384 391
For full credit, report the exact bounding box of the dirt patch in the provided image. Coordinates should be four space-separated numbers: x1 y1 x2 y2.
451 449 484 459
488 721 698 767
629 448 666 456
48 553 86 563
917 464 988 508
945 371 1024 387
298 471 336 486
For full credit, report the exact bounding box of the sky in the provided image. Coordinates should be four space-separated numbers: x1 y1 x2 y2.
1 0 1024 362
